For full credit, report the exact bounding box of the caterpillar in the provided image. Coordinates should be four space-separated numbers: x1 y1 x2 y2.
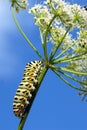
13 60 43 118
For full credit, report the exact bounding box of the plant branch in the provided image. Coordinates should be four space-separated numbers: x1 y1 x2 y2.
43 15 56 60
53 41 76 61
52 69 87 92
50 65 87 76
40 30 44 45
11 6 43 60
58 70 87 86
53 52 87 64
49 25 71 60
60 67 87 76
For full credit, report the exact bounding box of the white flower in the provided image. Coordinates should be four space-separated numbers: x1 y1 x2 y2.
10 0 28 12
29 0 87 87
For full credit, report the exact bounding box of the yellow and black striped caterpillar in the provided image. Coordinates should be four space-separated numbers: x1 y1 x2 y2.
13 60 43 118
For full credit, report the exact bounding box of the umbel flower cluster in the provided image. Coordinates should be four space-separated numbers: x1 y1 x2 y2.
29 0 87 100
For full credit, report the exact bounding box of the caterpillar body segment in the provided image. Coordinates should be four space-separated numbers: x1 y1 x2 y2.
13 60 44 118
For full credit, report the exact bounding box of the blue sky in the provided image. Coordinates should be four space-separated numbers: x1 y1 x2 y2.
0 0 87 130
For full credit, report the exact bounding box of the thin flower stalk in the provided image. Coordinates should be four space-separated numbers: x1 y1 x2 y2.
50 65 87 76
53 52 87 64
52 69 87 92
40 30 44 46
58 70 87 86
60 67 87 76
53 41 76 61
59 55 87 63
49 25 72 60
11 6 43 60
43 15 57 60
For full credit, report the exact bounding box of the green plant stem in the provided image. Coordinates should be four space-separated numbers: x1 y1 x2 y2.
53 55 68 64
49 25 71 60
50 65 87 76
60 55 87 63
53 52 87 64
58 70 87 86
18 66 48 130
11 6 43 60
52 69 87 92
53 41 76 61
40 30 44 45
43 15 56 60
60 67 87 76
